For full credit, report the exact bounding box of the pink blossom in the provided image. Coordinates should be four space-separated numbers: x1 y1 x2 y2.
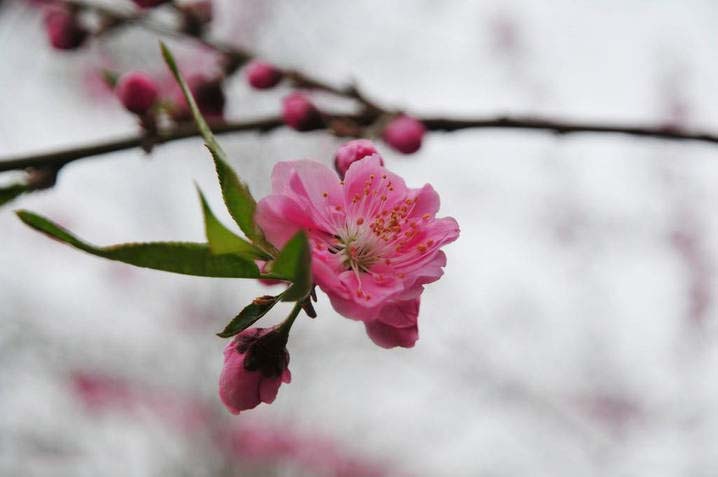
334 139 383 179
43 6 87 51
256 154 459 348
282 92 322 131
246 61 283 89
383 115 426 154
219 327 291 414
115 72 159 115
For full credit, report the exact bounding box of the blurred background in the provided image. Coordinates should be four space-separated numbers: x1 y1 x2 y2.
2 0 718 475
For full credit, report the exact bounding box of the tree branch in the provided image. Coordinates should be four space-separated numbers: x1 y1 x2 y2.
7 1 716 179
0 117 284 173
2 115 717 174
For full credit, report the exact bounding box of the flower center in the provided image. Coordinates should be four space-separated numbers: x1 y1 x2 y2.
332 225 381 273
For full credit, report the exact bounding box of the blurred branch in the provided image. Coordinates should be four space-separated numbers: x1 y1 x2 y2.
63 0 364 102
2 114 718 174
7 1 717 185
0 117 283 173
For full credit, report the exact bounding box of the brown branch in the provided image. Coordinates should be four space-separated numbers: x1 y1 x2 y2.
64 0 353 101
3 114 718 174
420 116 718 143
0 117 283 173
6 1 715 180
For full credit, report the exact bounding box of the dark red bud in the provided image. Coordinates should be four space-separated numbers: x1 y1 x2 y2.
43 7 87 51
282 93 322 131
246 61 283 90
172 74 226 121
383 115 426 154
115 72 159 116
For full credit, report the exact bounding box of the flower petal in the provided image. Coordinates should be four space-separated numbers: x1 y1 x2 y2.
364 298 420 349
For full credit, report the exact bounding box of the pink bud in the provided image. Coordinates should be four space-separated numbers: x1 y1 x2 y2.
115 72 159 115
246 61 283 90
219 327 291 414
282 93 322 131
131 0 169 8
334 139 384 178
172 74 226 121
43 7 87 51
382 115 426 154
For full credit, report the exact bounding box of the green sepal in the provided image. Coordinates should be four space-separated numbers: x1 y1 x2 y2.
216 294 282 338
16 210 260 278
271 231 312 302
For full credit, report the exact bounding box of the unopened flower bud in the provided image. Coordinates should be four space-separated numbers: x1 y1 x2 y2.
115 72 159 116
282 92 322 131
246 61 283 90
219 327 291 414
131 0 170 8
43 6 87 51
383 115 426 154
334 139 384 178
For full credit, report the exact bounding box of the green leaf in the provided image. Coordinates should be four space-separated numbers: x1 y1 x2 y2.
16 210 260 278
271 231 312 301
217 295 282 338
0 184 28 207
160 42 274 255
196 187 270 260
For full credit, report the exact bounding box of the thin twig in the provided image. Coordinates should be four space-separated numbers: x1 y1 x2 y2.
0 117 283 172
65 0 353 101
3 115 718 174
7 0 717 179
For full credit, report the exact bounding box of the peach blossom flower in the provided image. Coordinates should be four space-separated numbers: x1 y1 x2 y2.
256 150 459 348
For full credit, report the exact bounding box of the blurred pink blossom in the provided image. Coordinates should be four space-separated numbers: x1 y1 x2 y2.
383 115 425 154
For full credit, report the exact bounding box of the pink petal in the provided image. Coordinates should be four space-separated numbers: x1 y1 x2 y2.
218 355 263 414
364 320 418 348
273 160 344 206
376 297 420 328
258 376 283 404
255 195 311 248
312 253 350 298
410 184 441 218
364 298 420 349
343 156 408 212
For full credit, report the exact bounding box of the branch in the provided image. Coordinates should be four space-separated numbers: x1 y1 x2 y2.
62 0 374 106
420 116 718 143
0 117 283 173
7 1 716 180
2 115 717 174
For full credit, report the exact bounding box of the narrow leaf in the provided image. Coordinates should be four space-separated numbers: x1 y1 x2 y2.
16 210 260 278
271 231 312 301
0 184 28 207
160 42 273 253
217 295 281 338
197 187 270 260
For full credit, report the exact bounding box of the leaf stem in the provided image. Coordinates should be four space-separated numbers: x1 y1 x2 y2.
277 301 304 340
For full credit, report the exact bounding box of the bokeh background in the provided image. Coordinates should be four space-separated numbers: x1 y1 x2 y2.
2 1 718 475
